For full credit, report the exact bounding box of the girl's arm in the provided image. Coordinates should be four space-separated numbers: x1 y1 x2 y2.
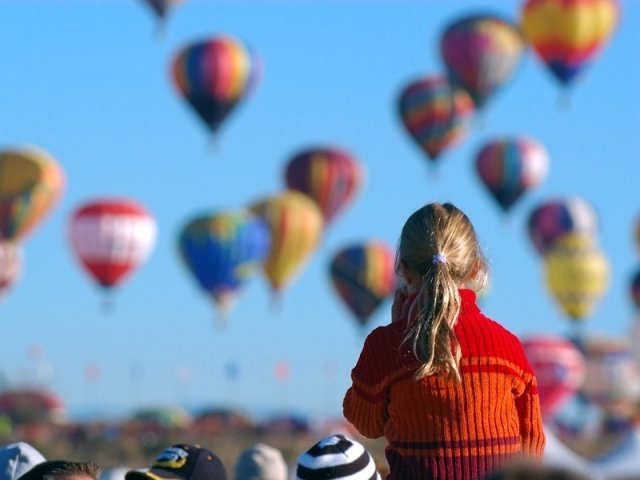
342 333 389 438
515 375 546 458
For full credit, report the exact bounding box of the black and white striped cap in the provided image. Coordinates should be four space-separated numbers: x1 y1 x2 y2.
295 434 380 480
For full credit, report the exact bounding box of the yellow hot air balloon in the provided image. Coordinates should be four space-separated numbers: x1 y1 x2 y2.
250 191 323 293
544 233 609 322
0 147 64 242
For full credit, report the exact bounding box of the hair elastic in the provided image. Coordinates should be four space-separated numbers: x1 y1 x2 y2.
432 253 447 265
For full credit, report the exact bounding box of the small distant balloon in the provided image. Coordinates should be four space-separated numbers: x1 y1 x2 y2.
398 76 475 166
630 268 640 311
273 361 291 384
68 198 157 294
85 364 101 383
521 0 619 88
475 136 548 214
329 241 396 329
171 36 262 139
527 197 598 256
544 233 609 322
440 14 525 109
0 147 64 242
284 147 364 226
140 0 182 20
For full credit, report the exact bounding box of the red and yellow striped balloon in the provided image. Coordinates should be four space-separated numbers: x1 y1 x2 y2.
172 36 262 134
250 191 324 293
284 147 364 225
521 0 619 86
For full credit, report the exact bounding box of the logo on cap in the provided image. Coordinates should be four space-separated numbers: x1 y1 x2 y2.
154 447 189 470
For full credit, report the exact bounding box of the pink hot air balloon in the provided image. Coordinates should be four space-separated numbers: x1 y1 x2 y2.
522 335 585 419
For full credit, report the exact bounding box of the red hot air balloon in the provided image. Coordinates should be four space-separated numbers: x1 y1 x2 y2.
522 335 585 420
398 76 475 166
68 198 156 293
171 36 262 137
284 147 364 226
475 136 548 214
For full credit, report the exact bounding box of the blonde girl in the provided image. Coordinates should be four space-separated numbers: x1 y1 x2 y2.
343 202 545 479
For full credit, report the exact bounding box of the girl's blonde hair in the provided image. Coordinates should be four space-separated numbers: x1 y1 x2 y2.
397 202 488 381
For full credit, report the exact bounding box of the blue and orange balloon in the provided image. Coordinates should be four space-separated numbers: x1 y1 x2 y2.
329 241 396 328
284 147 364 226
178 209 271 313
475 137 548 213
171 36 262 135
521 0 619 87
440 14 525 109
398 76 475 165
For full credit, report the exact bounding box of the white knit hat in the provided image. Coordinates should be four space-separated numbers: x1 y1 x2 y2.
296 434 380 480
235 443 288 480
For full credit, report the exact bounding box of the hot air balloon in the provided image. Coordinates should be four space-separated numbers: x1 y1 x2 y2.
249 191 323 295
68 198 156 295
544 233 609 322
398 76 475 165
178 209 271 314
521 0 619 88
0 147 64 242
440 14 525 109
528 197 598 256
630 268 640 311
329 241 396 329
140 0 182 20
284 147 364 226
581 336 640 418
522 335 585 420
171 36 262 137
475 137 548 214
0 242 22 300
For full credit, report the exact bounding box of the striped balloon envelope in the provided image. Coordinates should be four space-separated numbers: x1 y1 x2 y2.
398 76 474 165
68 198 156 291
475 137 548 214
284 146 364 226
329 241 396 329
177 209 271 314
440 14 525 109
0 242 22 300
0 147 64 242
171 36 262 136
521 0 619 87
527 197 598 256
249 191 324 295
522 335 585 420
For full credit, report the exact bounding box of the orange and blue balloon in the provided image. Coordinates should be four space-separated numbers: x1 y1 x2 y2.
171 36 262 135
0 147 64 242
440 14 525 108
178 210 271 312
475 137 548 213
329 241 396 328
521 0 619 87
284 147 364 226
398 76 474 164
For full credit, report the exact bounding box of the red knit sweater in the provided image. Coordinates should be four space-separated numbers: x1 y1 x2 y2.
343 289 545 479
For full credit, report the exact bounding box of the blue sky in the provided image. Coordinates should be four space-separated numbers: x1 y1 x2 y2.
0 0 638 421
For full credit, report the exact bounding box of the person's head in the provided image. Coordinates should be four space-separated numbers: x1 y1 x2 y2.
234 443 287 480
397 202 488 381
124 444 226 480
0 442 46 480
17 461 100 480
295 434 380 480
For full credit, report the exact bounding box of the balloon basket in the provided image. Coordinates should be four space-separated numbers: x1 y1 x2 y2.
100 294 114 314
556 92 572 111
208 133 221 153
